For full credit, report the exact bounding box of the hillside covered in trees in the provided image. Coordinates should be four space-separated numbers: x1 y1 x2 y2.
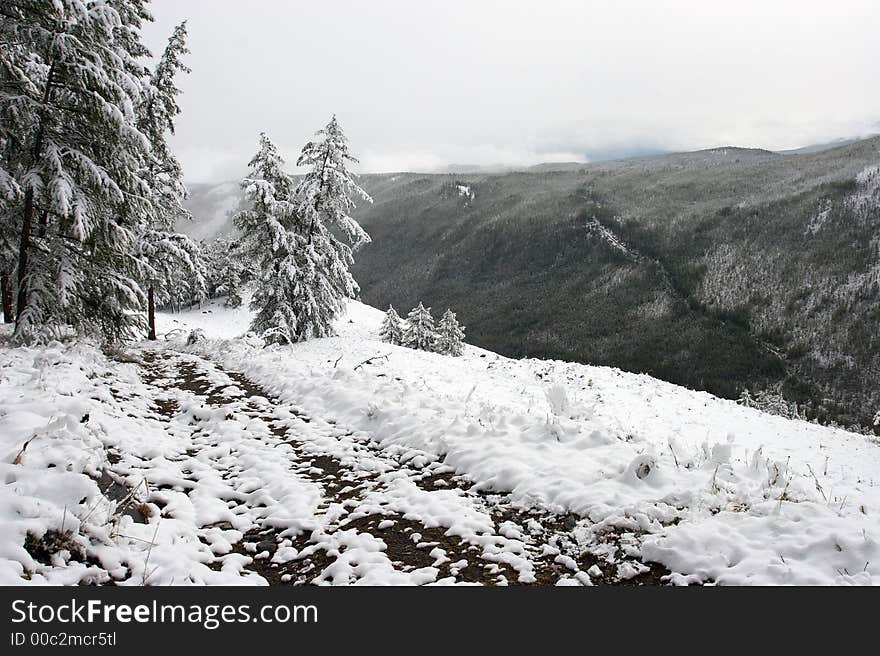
181 139 880 429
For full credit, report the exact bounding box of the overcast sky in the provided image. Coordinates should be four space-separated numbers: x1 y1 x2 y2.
142 0 880 182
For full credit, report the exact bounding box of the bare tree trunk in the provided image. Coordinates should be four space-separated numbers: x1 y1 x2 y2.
148 286 157 340
1 272 13 323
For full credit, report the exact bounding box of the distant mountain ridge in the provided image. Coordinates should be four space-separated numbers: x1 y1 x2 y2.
177 138 869 238
776 135 878 155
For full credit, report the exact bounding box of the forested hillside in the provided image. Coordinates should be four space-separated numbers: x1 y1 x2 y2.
178 139 880 428
346 140 880 427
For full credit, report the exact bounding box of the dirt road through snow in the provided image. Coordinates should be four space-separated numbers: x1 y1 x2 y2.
126 346 668 585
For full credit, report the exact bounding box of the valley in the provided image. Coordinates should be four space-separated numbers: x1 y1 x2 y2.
181 138 880 428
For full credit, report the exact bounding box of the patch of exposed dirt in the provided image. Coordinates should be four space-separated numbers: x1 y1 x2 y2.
24 530 84 565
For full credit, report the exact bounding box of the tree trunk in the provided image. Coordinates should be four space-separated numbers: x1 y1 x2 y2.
148 286 157 340
307 149 331 244
1 272 13 323
15 60 55 331
15 187 34 324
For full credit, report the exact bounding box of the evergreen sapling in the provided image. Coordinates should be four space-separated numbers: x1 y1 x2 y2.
437 308 465 356
404 302 436 351
379 305 404 345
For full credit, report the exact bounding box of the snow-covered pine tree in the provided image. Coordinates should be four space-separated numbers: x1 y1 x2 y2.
379 305 404 345
135 20 206 339
0 0 29 325
201 240 218 298
0 58 21 325
202 238 227 298
294 115 372 248
143 232 206 313
234 133 302 344
202 236 248 305
0 8 24 326
436 308 465 356
0 0 156 341
403 302 436 351
224 258 244 308
264 115 375 340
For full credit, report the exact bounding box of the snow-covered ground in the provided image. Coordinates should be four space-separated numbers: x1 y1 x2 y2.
159 297 880 585
1 295 879 585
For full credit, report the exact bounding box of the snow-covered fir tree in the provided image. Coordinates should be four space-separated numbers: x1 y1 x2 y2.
224 260 244 308
403 302 436 351
0 0 157 341
216 241 246 309
379 305 404 345
294 115 372 248
134 20 205 338
0 46 19 325
234 133 302 344
436 308 465 356
202 237 251 306
202 237 229 298
232 116 372 344
258 114 373 340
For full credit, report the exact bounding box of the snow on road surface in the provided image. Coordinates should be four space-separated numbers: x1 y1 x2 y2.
1 295 879 585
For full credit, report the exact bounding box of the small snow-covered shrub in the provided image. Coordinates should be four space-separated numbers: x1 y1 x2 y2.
545 384 569 416
186 328 206 345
